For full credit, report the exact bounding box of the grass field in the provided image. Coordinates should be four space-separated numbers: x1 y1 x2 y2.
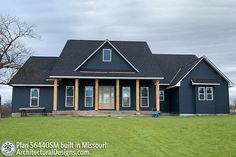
0 115 236 157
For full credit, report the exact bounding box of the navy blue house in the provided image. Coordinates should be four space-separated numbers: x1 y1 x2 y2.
10 39 234 116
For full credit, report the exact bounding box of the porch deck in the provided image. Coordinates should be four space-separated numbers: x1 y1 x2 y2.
52 111 171 116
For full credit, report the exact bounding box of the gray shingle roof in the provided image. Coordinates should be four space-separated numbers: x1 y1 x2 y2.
9 56 58 85
153 54 199 84
11 40 231 87
49 40 164 78
169 58 201 86
9 40 202 85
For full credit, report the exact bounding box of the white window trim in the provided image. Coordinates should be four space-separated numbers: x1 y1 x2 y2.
65 86 74 107
30 88 40 107
122 86 131 107
140 87 149 107
206 87 213 101
160 90 165 101
102 49 112 62
198 87 205 101
85 86 94 107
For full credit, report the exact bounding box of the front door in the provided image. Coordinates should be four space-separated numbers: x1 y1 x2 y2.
99 86 115 109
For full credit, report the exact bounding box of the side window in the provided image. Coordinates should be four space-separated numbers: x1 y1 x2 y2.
30 88 39 107
85 86 94 107
65 86 74 107
206 87 213 101
160 91 164 101
198 87 214 101
103 49 112 62
140 87 149 107
198 87 205 101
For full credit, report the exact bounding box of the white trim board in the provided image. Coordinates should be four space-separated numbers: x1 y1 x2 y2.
166 82 181 90
49 76 164 80
154 83 170 86
191 80 220 86
171 56 234 88
12 84 54 87
73 39 139 72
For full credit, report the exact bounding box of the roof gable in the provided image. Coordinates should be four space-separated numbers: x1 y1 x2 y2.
169 56 234 87
79 42 136 72
74 39 139 72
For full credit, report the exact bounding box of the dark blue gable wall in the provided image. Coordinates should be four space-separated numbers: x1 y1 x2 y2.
79 43 135 72
12 86 53 113
179 60 229 114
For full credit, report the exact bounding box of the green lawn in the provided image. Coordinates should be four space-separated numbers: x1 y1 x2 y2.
0 115 236 157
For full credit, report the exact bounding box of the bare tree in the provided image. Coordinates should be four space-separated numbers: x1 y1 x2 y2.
0 15 37 84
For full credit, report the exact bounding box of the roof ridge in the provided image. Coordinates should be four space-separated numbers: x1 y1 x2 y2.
67 39 147 43
153 53 197 56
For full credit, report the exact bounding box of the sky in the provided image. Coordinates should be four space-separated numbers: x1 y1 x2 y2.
0 0 236 103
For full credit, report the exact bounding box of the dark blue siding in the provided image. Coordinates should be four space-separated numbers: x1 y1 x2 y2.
180 60 229 114
80 43 135 72
78 79 95 110
160 86 170 113
168 88 179 113
57 79 74 111
139 80 155 111
12 86 53 113
119 80 136 110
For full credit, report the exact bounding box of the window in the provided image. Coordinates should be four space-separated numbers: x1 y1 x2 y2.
30 88 39 107
85 86 93 107
198 87 214 101
141 87 149 107
206 87 213 100
122 87 131 107
198 87 205 101
160 91 164 101
103 49 112 62
65 86 74 107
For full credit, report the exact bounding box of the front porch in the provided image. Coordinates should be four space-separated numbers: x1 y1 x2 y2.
52 79 161 115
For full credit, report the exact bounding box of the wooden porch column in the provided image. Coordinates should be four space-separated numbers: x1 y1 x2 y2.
156 80 160 112
95 79 99 111
74 79 79 111
116 80 120 111
53 79 58 111
136 80 140 112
